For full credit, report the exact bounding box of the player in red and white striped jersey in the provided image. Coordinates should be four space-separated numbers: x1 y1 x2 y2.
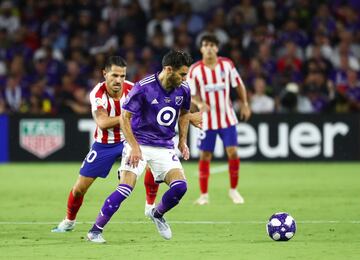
190 34 251 205
89 79 132 144
52 56 137 233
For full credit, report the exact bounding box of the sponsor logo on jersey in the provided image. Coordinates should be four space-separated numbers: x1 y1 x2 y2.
204 83 226 92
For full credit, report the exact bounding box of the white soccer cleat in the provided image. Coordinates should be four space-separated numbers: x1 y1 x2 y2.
194 193 209 205
51 219 76 232
144 202 156 218
87 231 106 243
149 208 172 240
229 189 245 204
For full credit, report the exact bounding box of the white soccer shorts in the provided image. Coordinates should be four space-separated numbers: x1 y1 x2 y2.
119 143 183 182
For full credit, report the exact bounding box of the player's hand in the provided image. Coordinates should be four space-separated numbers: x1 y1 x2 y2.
127 145 142 168
240 103 251 121
189 111 203 129
178 142 190 160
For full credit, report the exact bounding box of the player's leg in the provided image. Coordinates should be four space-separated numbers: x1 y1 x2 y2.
52 142 123 233
68 176 95 219
147 147 187 240
87 170 137 243
195 151 212 205
52 176 95 233
195 129 216 205
87 142 146 243
148 168 186 240
154 168 187 217
220 126 244 204
144 166 159 217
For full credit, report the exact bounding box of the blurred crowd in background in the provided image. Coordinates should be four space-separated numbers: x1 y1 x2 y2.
0 0 360 115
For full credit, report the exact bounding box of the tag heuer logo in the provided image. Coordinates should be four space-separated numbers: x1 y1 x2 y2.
19 119 65 159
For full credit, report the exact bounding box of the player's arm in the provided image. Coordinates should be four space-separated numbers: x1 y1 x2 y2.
93 108 120 130
186 111 202 128
191 94 210 112
120 110 142 167
235 82 251 121
178 108 190 160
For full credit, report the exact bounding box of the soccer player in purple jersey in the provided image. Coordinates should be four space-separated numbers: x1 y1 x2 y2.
87 50 193 243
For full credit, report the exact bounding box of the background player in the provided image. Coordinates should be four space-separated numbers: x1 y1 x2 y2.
52 56 132 232
190 34 251 205
86 50 193 243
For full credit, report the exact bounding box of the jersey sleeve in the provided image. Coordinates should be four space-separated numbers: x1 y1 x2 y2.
230 63 245 89
186 66 197 96
122 82 143 114
89 93 107 112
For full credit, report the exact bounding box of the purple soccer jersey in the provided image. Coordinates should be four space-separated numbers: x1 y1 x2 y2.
122 73 191 148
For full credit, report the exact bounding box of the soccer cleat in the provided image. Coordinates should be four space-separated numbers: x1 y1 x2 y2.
144 202 156 218
228 189 245 204
149 208 172 240
87 231 106 243
51 219 76 232
194 193 209 205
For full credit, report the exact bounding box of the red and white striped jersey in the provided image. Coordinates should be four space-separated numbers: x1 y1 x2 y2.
187 57 245 130
89 80 133 144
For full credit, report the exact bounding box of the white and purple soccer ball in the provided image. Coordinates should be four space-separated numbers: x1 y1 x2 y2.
266 212 296 241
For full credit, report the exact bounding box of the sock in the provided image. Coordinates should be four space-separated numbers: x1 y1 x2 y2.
229 158 240 189
66 190 84 221
154 180 187 218
144 168 159 205
90 184 133 232
199 160 210 194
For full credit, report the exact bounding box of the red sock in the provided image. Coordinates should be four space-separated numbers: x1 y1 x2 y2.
66 190 83 221
229 158 240 189
199 160 210 194
144 168 159 205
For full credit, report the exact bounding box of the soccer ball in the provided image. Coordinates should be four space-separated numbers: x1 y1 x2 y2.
266 212 296 241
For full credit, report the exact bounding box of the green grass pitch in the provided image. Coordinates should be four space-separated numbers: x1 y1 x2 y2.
0 162 359 260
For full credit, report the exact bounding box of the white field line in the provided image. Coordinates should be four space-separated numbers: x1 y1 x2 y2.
0 220 360 225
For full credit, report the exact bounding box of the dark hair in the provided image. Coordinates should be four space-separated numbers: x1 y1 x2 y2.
200 34 219 46
162 50 193 70
104 56 127 71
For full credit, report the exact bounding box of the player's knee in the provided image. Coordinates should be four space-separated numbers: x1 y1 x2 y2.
200 152 212 161
72 186 86 197
171 180 187 200
226 147 238 159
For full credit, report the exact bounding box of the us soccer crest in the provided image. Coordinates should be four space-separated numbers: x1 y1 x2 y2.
175 96 183 105
19 119 65 159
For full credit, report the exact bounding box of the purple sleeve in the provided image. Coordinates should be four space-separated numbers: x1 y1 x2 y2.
122 82 144 114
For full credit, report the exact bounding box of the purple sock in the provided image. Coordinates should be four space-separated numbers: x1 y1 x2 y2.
90 184 133 232
154 180 187 218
